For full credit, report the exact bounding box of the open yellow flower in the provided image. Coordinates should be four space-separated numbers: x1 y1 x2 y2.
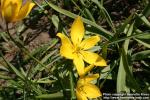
57 16 107 76
76 74 102 100
0 0 35 22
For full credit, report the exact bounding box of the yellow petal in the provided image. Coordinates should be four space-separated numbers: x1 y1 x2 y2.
71 16 85 45
80 51 107 66
1 0 22 22
1 2 13 22
84 64 95 75
57 33 74 59
82 83 102 98
11 0 22 20
76 89 88 100
80 36 100 50
1 0 11 8
73 54 85 76
77 74 99 87
84 74 99 83
1 0 5 8
15 0 35 21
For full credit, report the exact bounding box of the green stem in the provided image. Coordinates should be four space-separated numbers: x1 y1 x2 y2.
100 60 117 89
106 32 148 46
69 70 76 100
5 23 45 68
6 23 16 44
5 23 26 100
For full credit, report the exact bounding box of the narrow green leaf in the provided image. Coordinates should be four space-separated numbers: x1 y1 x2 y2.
36 92 64 99
23 44 49 64
102 44 108 59
134 38 150 48
117 14 134 33
132 50 150 60
80 0 87 7
0 74 12 79
51 15 67 34
142 2 150 17
69 70 76 100
100 60 117 88
136 13 150 28
32 77 56 84
108 31 148 45
135 29 150 39
117 23 134 93
135 3 150 27
44 0 113 40
91 0 116 33
117 56 130 92
0 52 25 80
0 65 9 71
121 48 142 92
0 32 9 42
84 8 96 22
31 49 58 78
52 15 60 29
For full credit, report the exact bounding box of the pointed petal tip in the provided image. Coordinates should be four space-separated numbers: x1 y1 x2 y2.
95 62 107 67
95 55 107 67
94 73 100 78
56 33 62 37
30 2 36 8
96 35 101 41
57 33 74 59
100 60 107 66
76 16 82 20
71 15 85 45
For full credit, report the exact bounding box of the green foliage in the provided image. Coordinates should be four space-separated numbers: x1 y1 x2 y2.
0 0 150 99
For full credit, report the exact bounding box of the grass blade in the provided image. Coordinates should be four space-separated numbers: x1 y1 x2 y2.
117 23 134 93
136 13 150 28
134 38 150 48
0 52 25 80
132 50 150 60
44 0 113 40
91 0 116 33
36 92 64 99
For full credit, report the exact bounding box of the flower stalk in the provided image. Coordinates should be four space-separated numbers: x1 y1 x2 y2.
57 16 106 100
69 70 76 100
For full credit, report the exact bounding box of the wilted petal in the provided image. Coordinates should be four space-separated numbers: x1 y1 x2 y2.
80 36 100 50
71 16 85 45
15 0 35 21
82 83 102 98
80 51 107 66
57 33 74 59
73 54 85 76
76 89 88 100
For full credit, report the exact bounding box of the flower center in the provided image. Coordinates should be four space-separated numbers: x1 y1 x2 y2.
73 46 81 54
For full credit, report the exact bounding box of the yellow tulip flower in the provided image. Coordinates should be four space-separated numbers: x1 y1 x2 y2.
0 0 35 22
76 74 102 100
57 16 107 76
